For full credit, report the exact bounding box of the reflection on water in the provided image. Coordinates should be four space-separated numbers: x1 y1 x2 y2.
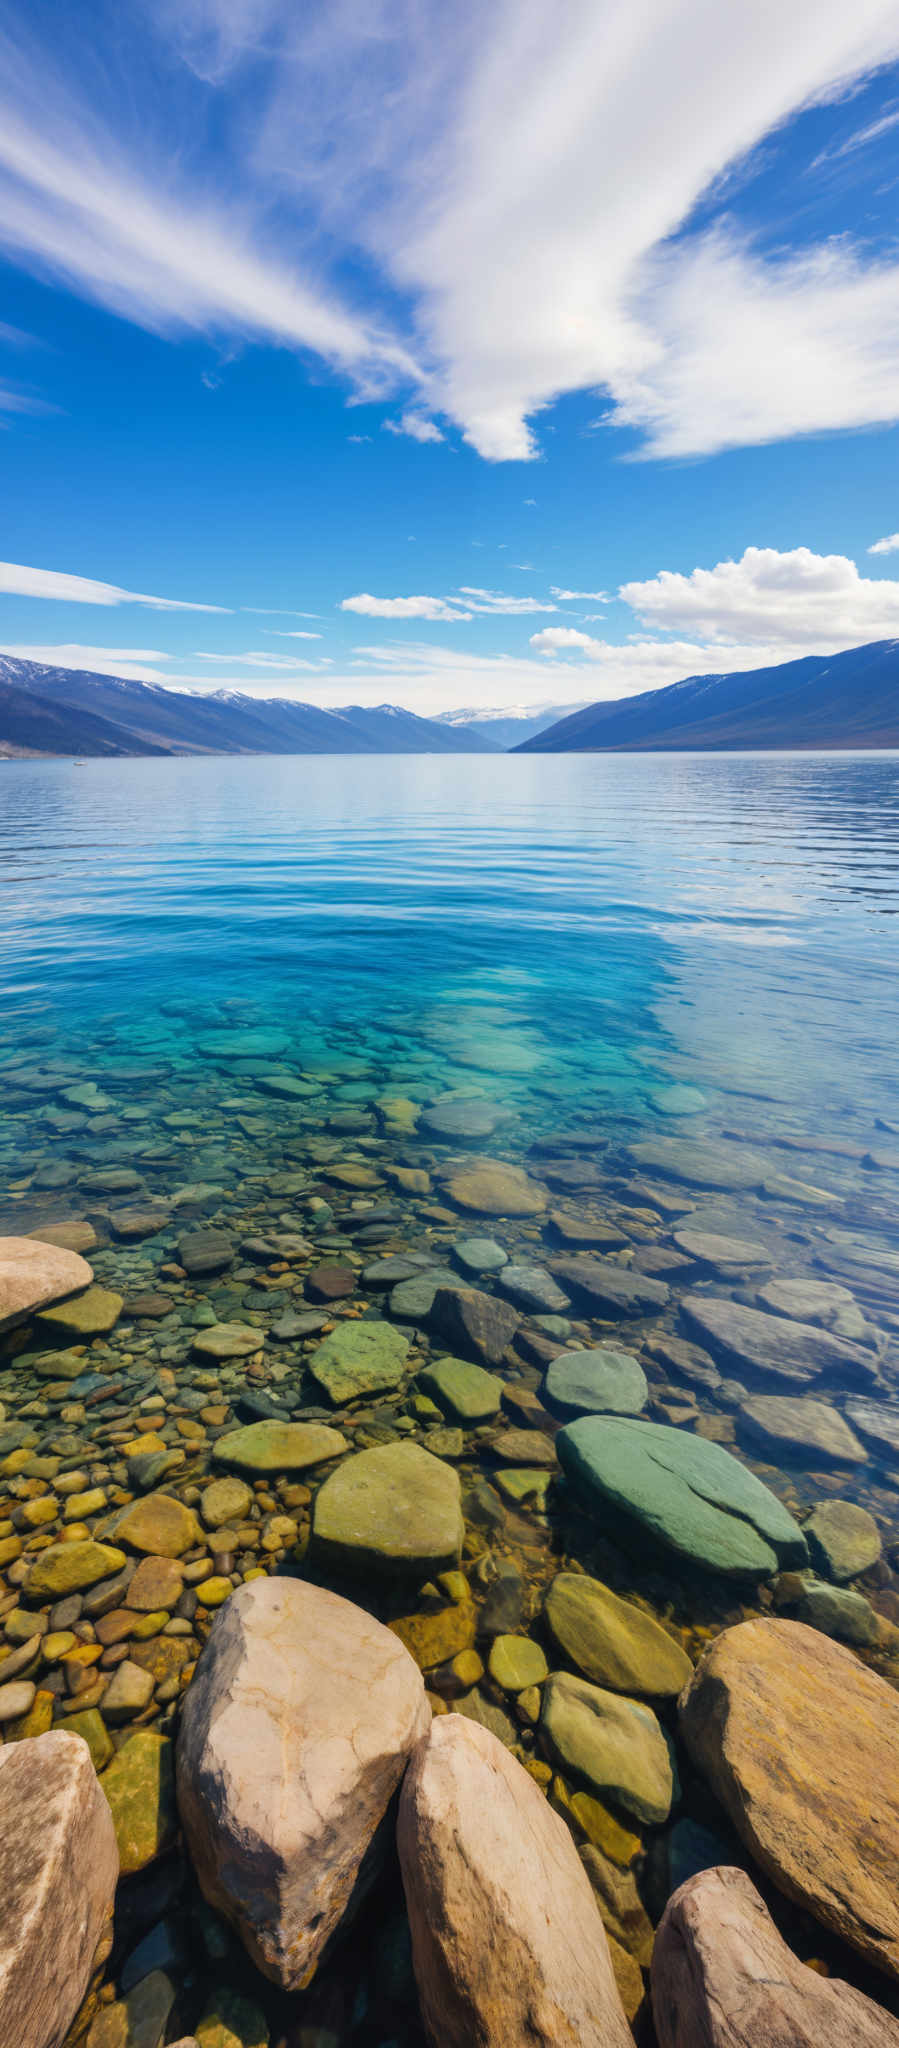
1 750 899 2038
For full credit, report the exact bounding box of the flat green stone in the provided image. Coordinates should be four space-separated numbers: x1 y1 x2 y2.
557 1416 808 1579
545 1346 648 1416
100 1729 177 1873
488 1634 548 1691
421 1355 503 1422
24 1540 127 1598
541 1671 675 1824
544 1572 692 1697
313 1440 463 1578
309 1319 409 1405
37 1285 123 1337
213 1420 347 1473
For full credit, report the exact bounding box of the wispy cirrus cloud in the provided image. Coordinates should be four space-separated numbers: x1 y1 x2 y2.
2 4 899 461
0 558 228 609
340 593 471 621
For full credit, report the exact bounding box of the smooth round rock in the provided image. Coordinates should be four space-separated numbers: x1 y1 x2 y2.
541 1672 675 1825
487 1635 548 1692
191 1324 262 1361
805 1499 882 1582
421 1356 503 1423
313 1442 464 1579
544 1347 648 1417
308 1320 409 1405
544 1573 692 1698
213 1421 347 1474
0 1235 94 1333
200 1477 253 1529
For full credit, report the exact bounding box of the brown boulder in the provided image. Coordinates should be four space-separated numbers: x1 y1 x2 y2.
0 1729 118 2048
177 1576 429 1988
430 1286 520 1365
397 1713 632 2047
0 1235 93 1333
652 1864 899 2046
679 1618 899 1980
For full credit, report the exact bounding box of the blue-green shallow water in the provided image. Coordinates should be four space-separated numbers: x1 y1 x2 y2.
2 751 899 2043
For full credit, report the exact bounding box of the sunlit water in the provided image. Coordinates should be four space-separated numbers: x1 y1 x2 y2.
2 751 899 2037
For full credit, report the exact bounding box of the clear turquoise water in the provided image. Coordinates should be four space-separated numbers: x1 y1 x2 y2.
3 749 899 1137
3 750 899 2041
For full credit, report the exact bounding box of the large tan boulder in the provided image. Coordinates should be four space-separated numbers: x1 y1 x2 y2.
177 1576 429 1988
0 1729 119 2048
679 1618 899 1980
652 1865 899 2046
0 1235 92 1333
397 1713 633 2047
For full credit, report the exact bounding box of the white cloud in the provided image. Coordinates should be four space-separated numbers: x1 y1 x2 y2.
620 545 899 647
2 5 899 461
264 628 322 638
551 587 608 602
240 607 321 616
383 412 445 444
0 642 174 680
531 627 602 656
457 587 557 615
340 593 471 620
191 649 314 666
869 533 899 554
0 559 228 610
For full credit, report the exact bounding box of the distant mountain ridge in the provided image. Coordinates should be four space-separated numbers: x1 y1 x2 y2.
438 700 590 749
0 656 500 757
516 642 899 752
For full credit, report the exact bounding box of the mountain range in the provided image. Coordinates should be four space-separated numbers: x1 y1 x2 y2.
517 642 899 752
0 641 897 759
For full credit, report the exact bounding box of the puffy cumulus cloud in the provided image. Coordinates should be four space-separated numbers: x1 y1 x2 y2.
869 533 899 555
620 545 899 648
382 412 445 443
3 3 899 461
530 627 602 656
0 559 227 610
340 593 471 620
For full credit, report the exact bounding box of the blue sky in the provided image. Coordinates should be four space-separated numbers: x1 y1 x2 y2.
2 0 899 713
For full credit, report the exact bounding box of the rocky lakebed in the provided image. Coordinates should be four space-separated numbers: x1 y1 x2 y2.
1 998 899 2048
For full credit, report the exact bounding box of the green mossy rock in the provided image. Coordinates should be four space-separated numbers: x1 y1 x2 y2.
543 1571 692 1697
308 1320 409 1405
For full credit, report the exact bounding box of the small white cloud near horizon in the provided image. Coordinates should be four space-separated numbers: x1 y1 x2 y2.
340 593 471 620
0 560 228 610
383 412 445 445
531 627 603 656
551 588 610 602
869 532 899 554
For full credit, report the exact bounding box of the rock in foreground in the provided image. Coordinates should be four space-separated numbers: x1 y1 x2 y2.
652 1865 899 2047
177 1576 429 1988
679 1618 899 1980
398 1713 632 2048
556 1417 807 1578
0 1729 119 2048
0 1234 93 1333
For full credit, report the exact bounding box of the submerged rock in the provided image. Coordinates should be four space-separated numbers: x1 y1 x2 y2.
737 1394 868 1465
213 1420 347 1473
178 1577 429 1989
679 1617 899 1979
420 1355 503 1422
0 1729 119 2048
541 1671 675 1824
550 1259 669 1319
652 1864 899 2048
556 1417 807 1578
544 1345 648 1416
308 1319 409 1404
681 1295 876 1388
397 1714 632 2048
313 1441 464 1578
429 1285 520 1365
0 1234 93 1332
805 1498 882 1581
445 1161 548 1216
37 1283 123 1338
543 1571 692 1697
100 1730 177 1874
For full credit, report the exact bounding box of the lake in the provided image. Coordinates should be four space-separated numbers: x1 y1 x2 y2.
2 749 899 2036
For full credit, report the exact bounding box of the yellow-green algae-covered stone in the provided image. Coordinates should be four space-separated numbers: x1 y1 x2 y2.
99 1729 177 1874
24 1541 126 1600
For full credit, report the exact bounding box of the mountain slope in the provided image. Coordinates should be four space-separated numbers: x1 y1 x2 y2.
0 676 167 758
439 701 589 748
516 642 899 752
0 658 497 755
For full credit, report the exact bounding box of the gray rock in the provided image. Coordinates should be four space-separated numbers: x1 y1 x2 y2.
429 1285 520 1365
177 1228 234 1277
177 1577 428 1989
672 1228 772 1274
845 1398 899 1462
453 1237 509 1276
796 1579 882 1647
497 1263 570 1314
628 1138 767 1190
545 1345 648 1416
681 1295 877 1388
738 1395 868 1465
420 1098 507 1141
550 1259 670 1319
